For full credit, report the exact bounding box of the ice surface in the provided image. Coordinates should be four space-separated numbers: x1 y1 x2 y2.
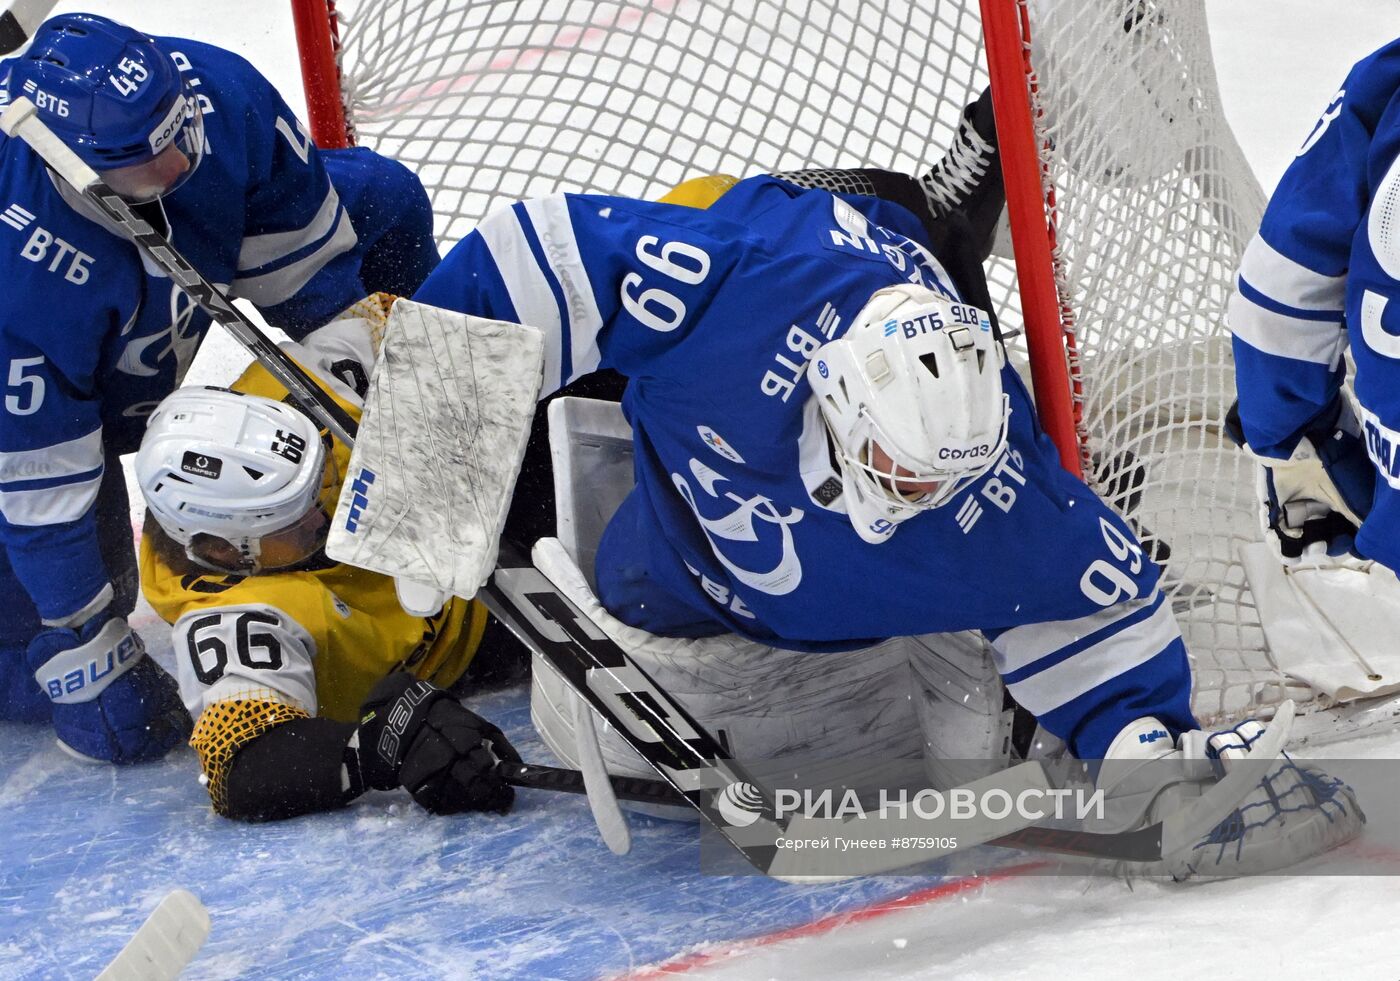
5 1 1400 979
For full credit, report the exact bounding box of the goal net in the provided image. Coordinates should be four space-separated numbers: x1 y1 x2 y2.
291 0 1313 727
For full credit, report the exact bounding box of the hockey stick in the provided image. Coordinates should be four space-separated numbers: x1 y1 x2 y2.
95 889 210 981
490 531 1296 871
0 0 55 54
501 752 1284 865
481 539 1070 877
0 97 359 448
500 761 690 807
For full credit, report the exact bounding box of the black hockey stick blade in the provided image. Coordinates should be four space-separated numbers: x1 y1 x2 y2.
498 761 688 807
478 539 792 874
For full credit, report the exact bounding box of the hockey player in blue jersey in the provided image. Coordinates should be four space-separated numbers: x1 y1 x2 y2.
0 13 439 764
417 170 1201 763
1228 39 1400 573
415 123 1361 870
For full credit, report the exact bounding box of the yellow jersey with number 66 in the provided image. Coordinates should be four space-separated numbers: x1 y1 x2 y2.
139 309 488 811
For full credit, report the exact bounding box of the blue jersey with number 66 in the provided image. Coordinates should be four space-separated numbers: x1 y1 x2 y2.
416 175 1197 757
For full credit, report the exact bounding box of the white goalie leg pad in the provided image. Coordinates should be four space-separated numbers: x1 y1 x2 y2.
908 633 1015 791
548 396 638 594
530 537 921 817
326 300 546 598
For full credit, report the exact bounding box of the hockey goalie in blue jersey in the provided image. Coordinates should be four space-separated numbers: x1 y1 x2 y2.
415 111 1361 873
1229 38 1400 575
0 14 438 764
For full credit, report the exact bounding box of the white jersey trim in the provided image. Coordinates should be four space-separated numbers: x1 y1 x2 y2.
996 591 1181 716
988 591 1159 676
1238 235 1346 312
524 194 604 384
236 183 346 273
231 209 358 307
1228 288 1346 367
0 426 103 485
478 205 565 392
0 426 105 526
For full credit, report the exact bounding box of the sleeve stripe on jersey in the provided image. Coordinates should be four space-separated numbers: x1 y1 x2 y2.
1228 288 1346 366
0 467 103 526
235 183 347 273
514 201 574 382
987 590 1161 677
993 591 1180 716
477 205 564 390
1238 234 1347 312
231 210 358 307
524 194 605 382
1235 277 1341 323
0 426 103 486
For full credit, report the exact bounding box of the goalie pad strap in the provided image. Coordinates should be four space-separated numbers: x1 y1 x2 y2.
1275 510 1359 559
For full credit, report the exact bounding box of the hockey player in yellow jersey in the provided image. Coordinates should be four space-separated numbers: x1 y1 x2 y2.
136 302 520 821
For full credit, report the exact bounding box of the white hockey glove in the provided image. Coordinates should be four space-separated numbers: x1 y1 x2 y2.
1099 716 1363 880
1227 399 1375 567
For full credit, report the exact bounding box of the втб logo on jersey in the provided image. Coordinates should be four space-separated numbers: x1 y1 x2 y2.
5 202 96 284
673 458 804 596
0 203 34 232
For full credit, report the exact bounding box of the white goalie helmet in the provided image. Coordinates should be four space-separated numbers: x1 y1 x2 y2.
808 284 1010 543
135 386 328 571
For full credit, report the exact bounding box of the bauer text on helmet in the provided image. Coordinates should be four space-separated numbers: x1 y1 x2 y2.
808 284 1009 544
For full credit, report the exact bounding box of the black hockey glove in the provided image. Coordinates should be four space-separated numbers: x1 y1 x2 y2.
354 672 519 815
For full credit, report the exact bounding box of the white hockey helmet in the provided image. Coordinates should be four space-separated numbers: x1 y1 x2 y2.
808 284 1009 543
135 386 328 571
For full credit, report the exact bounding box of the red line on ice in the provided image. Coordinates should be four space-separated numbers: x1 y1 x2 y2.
612 862 1045 980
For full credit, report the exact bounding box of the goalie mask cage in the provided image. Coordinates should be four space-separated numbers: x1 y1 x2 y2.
292 0 1322 728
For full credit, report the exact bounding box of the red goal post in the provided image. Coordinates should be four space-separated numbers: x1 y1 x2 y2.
289 0 1356 731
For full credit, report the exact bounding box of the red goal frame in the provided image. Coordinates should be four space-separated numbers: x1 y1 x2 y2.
287 0 1086 479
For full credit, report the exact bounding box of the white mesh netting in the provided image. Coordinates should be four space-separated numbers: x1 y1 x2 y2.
314 0 1299 726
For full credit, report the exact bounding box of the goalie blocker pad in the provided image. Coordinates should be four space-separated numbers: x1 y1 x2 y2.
326 300 545 599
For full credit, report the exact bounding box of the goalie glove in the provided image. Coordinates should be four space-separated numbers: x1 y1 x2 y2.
352 672 518 815
1226 399 1375 565
1099 716 1363 880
